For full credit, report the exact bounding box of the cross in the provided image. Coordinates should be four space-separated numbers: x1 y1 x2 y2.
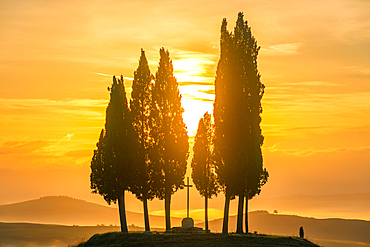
184 177 192 218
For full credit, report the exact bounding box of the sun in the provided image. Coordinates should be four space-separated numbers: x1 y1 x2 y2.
171 56 216 139
173 57 214 83
180 90 214 139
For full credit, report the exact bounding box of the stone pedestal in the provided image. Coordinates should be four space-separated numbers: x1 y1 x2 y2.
181 217 194 228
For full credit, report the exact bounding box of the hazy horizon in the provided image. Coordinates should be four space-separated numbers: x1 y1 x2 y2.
1 0 369 223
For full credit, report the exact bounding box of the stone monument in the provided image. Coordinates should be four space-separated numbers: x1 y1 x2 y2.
170 177 205 233
181 177 194 228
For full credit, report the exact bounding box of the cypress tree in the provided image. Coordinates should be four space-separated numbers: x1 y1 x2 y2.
191 112 219 232
213 13 268 234
150 48 189 231
235 12 268 233
130 49 155 232
90 75 135 233
214 17 241 234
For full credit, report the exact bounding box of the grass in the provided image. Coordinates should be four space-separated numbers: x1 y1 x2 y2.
75 232 320 247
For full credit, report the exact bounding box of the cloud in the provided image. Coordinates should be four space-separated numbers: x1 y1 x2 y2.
62 134 75 141
0 141 52 155
280 81 339 87
0 98 107 119
344 66 370 75
178 81 213 87
265 143 370 156
261 43 302 56
0 137 93 170
261 89 370 138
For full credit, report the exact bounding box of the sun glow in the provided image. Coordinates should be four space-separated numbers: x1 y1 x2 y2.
171 53 217 138
173 58 214 83
179 84 214 138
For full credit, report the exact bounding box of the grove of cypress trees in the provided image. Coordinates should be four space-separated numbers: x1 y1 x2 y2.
90 75 135 233
191 112 219 232
129 49 156 232
150 48 189 232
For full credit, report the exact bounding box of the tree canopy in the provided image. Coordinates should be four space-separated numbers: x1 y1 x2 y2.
213 12 268 234
191 112 219 232
150 48 189 231
129 49 156 232
90 75 135 232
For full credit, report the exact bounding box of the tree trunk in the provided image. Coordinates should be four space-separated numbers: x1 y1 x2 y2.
205 194 209 232
245 196 249 233
236 192 244 234
165 189 171 232
222 190 230 234
118 190 128 233
143 196 150 232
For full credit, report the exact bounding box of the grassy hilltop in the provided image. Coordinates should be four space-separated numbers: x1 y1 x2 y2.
76 232 319 247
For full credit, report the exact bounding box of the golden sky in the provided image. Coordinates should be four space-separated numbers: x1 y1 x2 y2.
0 0 369 221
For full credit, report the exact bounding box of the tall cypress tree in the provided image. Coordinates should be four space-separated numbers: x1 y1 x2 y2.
150 48 189 232
213 13 268 234
90 75 135 233
214 17 241 234
234 12 268 233
191 112 219 232
130 49 155 232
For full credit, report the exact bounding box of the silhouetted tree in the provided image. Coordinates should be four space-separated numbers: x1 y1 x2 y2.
150 48 189 231
191 112 219 232
213 13 268 234
90 75 135 233
129 49 155 232
213 17 241 234
235 12 268 233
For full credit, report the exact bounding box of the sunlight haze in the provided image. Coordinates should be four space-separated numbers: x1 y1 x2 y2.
0 0 369 224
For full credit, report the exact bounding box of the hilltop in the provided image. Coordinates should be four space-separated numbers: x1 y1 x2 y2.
77 232 319 247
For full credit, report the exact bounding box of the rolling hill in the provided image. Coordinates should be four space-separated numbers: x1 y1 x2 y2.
1 196 369 246
195 211 370 244
0 196 182 227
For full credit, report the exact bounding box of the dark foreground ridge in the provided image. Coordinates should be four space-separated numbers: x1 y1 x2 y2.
76 232 320 247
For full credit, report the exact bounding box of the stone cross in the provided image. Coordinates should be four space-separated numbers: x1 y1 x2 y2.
184 177 192 218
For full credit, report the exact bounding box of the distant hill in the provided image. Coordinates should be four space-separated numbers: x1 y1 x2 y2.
1 196 369 246
249 193 370 220
0 196 182 227
195 211 370 245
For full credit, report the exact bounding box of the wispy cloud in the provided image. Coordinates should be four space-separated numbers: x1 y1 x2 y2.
265 143 370 156
0 98 106 167
262 91 370 137
0 141 52 155
0 98 107 118
171 49 217 83
344 66 370 75
280 81 339 87
261 43 302 56
0 137 93 169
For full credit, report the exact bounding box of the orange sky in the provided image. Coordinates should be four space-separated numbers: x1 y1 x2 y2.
0 0 369 222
